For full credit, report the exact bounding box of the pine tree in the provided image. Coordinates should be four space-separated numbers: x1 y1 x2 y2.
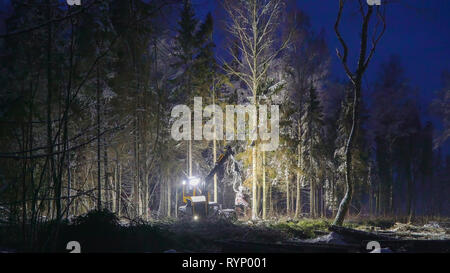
300 86 324 217
173 0 214 179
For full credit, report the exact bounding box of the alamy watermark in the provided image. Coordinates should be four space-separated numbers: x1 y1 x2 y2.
170 97 280 152
367 0 382 6
66 0 81 6
366 241 381 253
66 241 81 253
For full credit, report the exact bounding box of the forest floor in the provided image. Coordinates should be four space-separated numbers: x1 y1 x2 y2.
161 217 450 252
0 210 449 252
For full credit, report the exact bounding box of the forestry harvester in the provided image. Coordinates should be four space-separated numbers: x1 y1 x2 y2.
178 146 240 220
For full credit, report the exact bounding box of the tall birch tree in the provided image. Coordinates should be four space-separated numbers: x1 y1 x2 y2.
223 0 291 220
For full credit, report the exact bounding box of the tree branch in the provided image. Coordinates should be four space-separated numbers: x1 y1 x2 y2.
334 0 355 84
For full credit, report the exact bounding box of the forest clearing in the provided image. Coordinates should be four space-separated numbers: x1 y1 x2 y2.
1 209 449 253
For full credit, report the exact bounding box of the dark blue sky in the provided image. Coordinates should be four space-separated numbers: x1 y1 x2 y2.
296 0 450 108
193 0 450 152
1 0 448 151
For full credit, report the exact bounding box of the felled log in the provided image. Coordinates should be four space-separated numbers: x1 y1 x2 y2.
215 240 360 253
329 225 397 243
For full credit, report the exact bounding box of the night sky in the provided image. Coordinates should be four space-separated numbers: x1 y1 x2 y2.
1 0 449 152
192 0 450 153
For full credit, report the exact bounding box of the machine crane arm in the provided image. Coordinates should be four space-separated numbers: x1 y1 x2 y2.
203 146 234 188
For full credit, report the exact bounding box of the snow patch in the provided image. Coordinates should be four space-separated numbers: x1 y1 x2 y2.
302 232 349 245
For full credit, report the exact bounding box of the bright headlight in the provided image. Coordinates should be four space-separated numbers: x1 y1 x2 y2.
188 177 200 186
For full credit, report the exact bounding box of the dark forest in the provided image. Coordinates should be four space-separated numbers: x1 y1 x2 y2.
0 0 449 254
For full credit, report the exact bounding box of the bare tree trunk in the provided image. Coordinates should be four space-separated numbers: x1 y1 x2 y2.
158 177 165 217
133 116 141 217
21 125 27 239
144 173 149 220
175 184 178 218
117 163 122 217
407 153 415 223
262 151 267 219
46 0 59 220
269 182 272 217
186 144 189 176
66 149 71 218
96 66 102 210
63 17 75 219
310 179 315 218
252 145 257 219
368 164 373 215
389 176 393 215
292 183 295 214
377 184 381 216
285 166 289 216
256 183 260 217
111 166 116 213
295 122 302 218
334 84 356 225
213 82 218 203
333 1 385 226
189 140 192 177
322 185 326 217
167 178 171 217
104 142 109 210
